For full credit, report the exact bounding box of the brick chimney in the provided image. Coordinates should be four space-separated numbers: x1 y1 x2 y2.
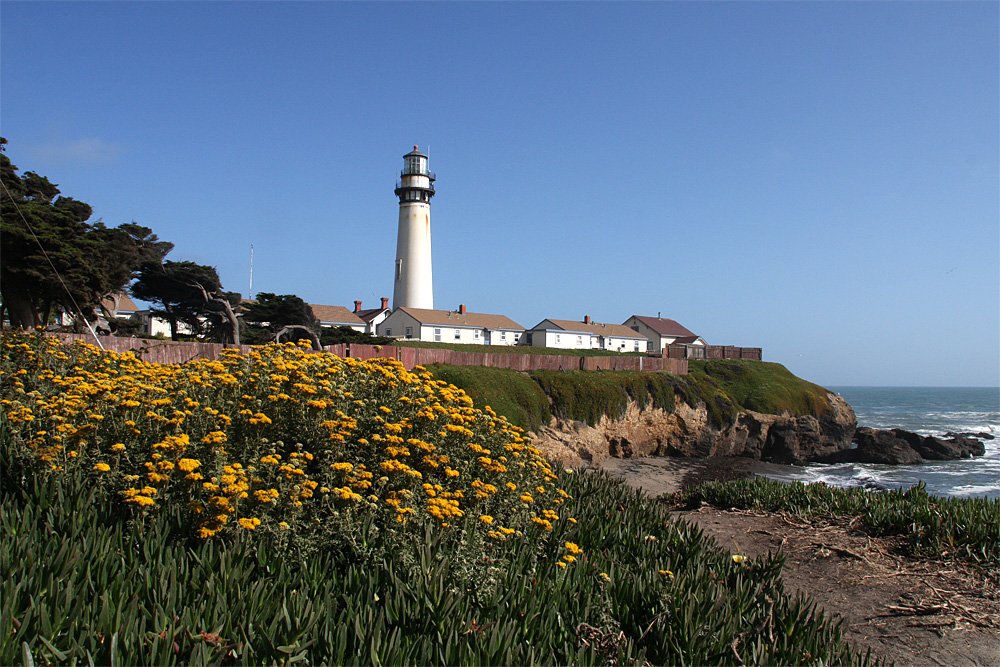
354 300 363 313
459 304 467 315
381 297 389 310
584 315 591 325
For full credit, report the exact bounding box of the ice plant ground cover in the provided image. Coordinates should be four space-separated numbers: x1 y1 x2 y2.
1 332 881 665
683 477 1000 565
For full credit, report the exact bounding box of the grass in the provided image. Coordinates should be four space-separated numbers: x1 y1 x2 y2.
427 360 820 431
426 364 550 431
688 359 832 416
528 370 678 427
683 477 1000 566
1 462 882 666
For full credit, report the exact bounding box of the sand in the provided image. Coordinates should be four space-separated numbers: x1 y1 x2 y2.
599 454 760 498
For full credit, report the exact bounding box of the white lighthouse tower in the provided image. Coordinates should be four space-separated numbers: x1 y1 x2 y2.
392 146 435 310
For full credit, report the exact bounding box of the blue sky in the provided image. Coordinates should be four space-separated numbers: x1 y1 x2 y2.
2 1 997 387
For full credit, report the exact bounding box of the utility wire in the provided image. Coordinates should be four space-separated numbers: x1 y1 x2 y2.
0 177 106 350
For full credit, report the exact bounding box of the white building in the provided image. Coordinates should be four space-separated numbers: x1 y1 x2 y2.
378 305 524 346
622 315 706 353
392 146 435 310
523 316 648 352
352 297 392 335
55 294 188 337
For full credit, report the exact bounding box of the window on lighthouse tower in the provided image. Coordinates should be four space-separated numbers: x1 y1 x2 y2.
405 155 426 175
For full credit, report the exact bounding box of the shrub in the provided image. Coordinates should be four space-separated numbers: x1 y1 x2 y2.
0 331 565 550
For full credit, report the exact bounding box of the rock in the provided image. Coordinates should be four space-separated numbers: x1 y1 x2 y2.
946 430 994 441
902 430 985 460
848 427 924 464
529 390 858 467
816 428 988 465
752 392 858 465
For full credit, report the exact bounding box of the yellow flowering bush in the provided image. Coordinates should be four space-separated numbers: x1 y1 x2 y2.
1 332 572 544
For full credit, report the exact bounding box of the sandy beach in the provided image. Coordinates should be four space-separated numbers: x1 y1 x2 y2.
599 454 760 497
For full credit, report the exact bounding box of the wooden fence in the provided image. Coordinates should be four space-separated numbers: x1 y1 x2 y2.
666 344 762 361
45 333 689 374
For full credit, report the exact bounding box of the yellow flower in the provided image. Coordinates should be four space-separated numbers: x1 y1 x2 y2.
238 517 261 530
111 443 126 451
93 462 111 472
478 515 494 524
178 458 201 472
564 542 583 554
732 554 747 564
201 431 227 444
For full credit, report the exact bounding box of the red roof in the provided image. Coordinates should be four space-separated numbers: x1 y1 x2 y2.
355 307 388 323
631 315 697 338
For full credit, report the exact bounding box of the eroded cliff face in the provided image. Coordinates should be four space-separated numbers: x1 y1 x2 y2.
529 392 857 468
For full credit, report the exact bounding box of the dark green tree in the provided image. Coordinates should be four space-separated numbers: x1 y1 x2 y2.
318 326 393 347
240 293 319 346
1 138 172 329
131 260 240 344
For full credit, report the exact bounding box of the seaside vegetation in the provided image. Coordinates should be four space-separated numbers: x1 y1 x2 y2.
0 331 880 666
427 359 825 432
683 477 1000 566
687 359 832 417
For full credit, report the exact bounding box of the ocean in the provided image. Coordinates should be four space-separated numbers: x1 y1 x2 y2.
753 386 1000 500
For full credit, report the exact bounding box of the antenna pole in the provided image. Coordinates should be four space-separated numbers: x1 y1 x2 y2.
249 244 254 300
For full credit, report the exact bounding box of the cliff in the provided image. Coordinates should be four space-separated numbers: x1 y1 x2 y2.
428 359 860 467
530 391 857 468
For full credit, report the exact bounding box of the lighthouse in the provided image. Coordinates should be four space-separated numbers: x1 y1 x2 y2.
392 146 435 310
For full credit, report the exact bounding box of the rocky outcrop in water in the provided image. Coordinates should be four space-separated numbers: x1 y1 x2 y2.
816 428 987 465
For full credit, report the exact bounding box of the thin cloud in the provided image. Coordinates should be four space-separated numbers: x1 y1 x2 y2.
28 137 125 165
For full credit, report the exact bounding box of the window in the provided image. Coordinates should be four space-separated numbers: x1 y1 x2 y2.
474 329 480 339
434 328 442 342
555 334 561 344
385 329 392 337
500 331 506 340
576 335 582 345
405 326 413 339
395 259 402 281
455 329 461 340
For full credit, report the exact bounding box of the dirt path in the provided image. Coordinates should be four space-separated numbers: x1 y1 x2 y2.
599 457 999 666
673 507 1000 667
